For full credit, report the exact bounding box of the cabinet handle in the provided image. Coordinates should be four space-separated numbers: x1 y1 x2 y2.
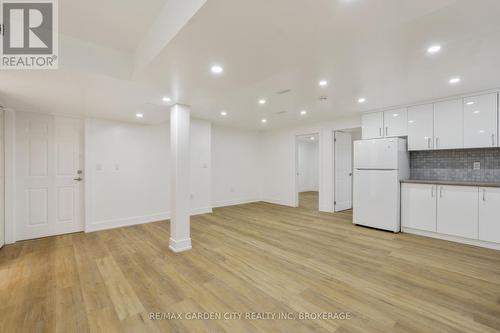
427 137 431 149
379 128 382 137
435 137 439 149
492 134 496 147
483 189 486 202
431 186 434 198
385 127 388 136
440 187 443 198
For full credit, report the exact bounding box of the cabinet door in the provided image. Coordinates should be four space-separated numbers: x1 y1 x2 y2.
401 183 437 232
437 186 478 239
362 112 384 139
479 187 500 243
434 99 463 150
464 93 498 148
407 104 434 151
384 108 407 137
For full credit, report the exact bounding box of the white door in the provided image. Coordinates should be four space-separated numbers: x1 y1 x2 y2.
437 185 478 239
334 131 352 212
0 110 4 248
401 183 437 232
464 93 498 148
479 187 500 243
354 139 399 170
362 112 384 139
407 104 434 151
434 99 463 150
16 112 83 241
383 108 408 137
353 169 400 232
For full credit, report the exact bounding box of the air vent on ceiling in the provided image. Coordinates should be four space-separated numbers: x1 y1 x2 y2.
319 96 328 101
276 89 292 95
275 110 288 115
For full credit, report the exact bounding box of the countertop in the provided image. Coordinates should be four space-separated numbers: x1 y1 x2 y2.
401 179 500 188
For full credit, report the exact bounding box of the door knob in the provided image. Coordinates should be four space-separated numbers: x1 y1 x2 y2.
73 177 83 181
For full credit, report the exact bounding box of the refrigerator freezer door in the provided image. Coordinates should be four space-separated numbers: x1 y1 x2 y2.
354 139 399 170
353 169 400 232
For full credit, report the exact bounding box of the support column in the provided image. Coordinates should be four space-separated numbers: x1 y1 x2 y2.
169 104 192 252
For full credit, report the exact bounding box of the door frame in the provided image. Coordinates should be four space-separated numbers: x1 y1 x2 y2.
3 110 86 244
294 132 320 209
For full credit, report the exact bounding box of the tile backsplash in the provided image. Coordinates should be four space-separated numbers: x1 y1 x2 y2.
410 148 500 182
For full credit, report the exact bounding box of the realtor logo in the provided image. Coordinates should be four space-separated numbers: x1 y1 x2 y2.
1 0 58 69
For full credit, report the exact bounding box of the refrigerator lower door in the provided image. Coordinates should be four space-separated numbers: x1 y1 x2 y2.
353 169 400 232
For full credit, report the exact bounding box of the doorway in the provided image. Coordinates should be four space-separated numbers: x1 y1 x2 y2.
15 112 84 241
296 133 319 210
334 128 361 212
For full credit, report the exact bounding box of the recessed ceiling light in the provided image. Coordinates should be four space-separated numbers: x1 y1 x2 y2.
220 111 227 116
300 110 307 115
136 113 144 118
261 118 267 124
473 110 480 114
319 80 328 87
449 77 461 84
211 65 224 74
358 97 366 104
162 96 171 102
408 120 415 124
310 137 315 141
466 101 475 105
393 113 400 117
427 45 441 54
259 99 267 105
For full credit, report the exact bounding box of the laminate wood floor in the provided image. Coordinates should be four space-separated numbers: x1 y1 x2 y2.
1 193 500 332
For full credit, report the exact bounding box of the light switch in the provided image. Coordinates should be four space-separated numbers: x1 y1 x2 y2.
473 162 481 170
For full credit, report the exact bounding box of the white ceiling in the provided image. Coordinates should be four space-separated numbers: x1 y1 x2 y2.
2 0 500 130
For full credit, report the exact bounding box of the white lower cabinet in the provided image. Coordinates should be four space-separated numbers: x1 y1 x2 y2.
402 183 500 248
479 187 500 243
401 184 436 232
436 186 479 239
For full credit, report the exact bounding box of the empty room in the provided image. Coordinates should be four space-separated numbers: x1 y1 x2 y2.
1 0 500 332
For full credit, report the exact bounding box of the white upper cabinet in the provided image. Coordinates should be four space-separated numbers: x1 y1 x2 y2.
383 108 407 137
479 187 500 244
437 185 478 239
401 183 437 232
407 104 434 151
464 93 498 148
362 112 384 139
434 99 463 150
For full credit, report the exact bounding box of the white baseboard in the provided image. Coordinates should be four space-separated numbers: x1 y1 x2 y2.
402 228 500 251
212 198 261 208
191 207 213 216
86 207 212 233
169 237 192 253
262 198 296 208
86 212 170 233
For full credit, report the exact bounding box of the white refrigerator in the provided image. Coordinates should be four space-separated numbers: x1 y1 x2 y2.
353 138 409 232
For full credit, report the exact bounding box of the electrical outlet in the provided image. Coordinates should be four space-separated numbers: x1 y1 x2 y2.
473 162 481 170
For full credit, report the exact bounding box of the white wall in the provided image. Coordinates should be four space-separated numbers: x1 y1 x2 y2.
298 140 319 192
261 116 361 211
211 125 262 207
85 118 212 232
